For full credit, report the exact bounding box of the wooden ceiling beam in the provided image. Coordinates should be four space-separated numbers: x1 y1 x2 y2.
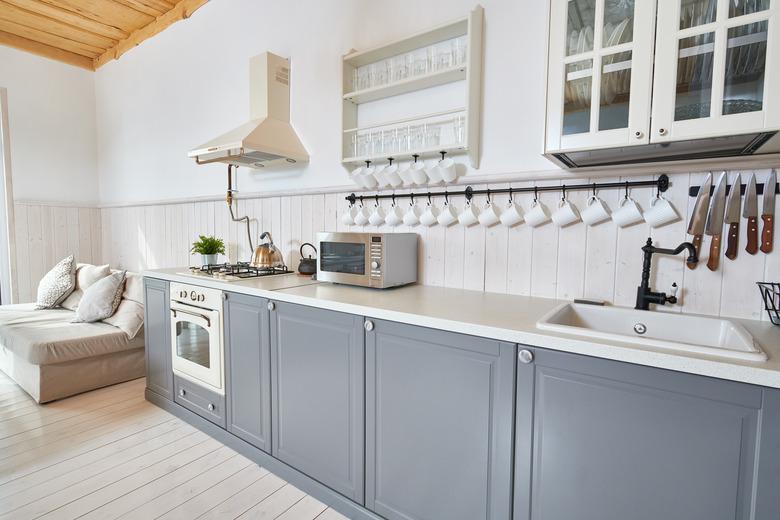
112 0 174 17
0 29 94 69
0 0 117 49
2 0 128 40
36 0 153 33
94 0 208 69
0 18 103 57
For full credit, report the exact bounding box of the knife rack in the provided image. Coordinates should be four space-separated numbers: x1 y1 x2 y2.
346 175 669 205
689 182 780 197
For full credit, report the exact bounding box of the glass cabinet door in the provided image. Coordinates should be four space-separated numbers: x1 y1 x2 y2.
546 0 656 152
651 0 779 141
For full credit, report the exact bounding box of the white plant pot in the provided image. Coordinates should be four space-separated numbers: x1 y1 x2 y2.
201 254 218 266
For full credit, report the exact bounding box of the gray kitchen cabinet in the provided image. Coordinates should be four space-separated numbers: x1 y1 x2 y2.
269 301 365 503
143 277 172 400
224 292 271 452
514 347 776 520
365 319 515 520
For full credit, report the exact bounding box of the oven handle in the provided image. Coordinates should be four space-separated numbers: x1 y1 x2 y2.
170 308 211 327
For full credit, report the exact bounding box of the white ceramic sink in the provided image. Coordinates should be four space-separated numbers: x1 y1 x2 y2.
537 303 767 362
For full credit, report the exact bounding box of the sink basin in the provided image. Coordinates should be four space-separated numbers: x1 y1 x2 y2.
537 303 767 362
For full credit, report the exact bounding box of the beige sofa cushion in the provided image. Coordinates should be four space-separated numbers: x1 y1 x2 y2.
103 300 145 339
74 271 126 323
61 264 111 311
0 304 144 365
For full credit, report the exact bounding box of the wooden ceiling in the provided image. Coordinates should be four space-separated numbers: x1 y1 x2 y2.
0 0 209 71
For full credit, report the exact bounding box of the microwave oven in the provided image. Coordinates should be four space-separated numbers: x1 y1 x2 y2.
316 232 417 288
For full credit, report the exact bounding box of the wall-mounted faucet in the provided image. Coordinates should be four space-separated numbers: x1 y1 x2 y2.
635 238 698 311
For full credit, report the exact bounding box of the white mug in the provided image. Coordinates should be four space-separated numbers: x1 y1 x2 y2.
612 196 644 227
437 202 459 226
383 164 403 188
350 167 366 188
372 165 389 188
438 158 458 183
420 203 440 227
353 205 371 226
403 203 422 226
644 196 679 228
581 195 611 226
525 200 551 227
368 204 386 226
341 205 358 226
398 164 415 186
410 162 428 185
500 201 524 227
478 202 501 227
458 202 480 227
551 199 581 227
385 204 404 226
425 162 443 184
360 167 378 189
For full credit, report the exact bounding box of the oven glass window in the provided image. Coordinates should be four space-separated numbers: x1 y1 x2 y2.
176 321 210 368
320 242 365 274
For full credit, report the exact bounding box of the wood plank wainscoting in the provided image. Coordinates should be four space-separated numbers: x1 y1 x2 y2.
10 170 780 320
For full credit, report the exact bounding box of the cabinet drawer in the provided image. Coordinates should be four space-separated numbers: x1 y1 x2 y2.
174 375 226 428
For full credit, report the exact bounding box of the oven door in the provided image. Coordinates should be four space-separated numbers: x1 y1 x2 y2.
170 301 223 393
317 232 371 286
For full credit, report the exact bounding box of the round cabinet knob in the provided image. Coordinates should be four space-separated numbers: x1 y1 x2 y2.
267 301 275 311
207 403 215 411
370 260 380 270
634 130 644 139
518 350 534 364
658 128 668 136
179 389 186 397
364 320 374 332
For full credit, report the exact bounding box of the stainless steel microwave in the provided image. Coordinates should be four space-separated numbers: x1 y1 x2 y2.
316 232 418 288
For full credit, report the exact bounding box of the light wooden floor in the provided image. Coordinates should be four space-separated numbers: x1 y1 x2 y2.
0 372 350 520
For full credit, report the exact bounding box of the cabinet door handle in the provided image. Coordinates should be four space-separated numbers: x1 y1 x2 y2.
518 350 534 364
364 320 374 332
179 389 186 397
207 403 215 411
267 301 276 311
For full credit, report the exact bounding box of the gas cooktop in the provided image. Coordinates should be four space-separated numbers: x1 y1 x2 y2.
177 262 292 282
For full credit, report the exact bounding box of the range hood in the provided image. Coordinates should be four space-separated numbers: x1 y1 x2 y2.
189 52 309 169
546 131 780 169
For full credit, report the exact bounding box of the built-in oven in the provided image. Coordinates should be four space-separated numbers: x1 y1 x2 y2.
316 232 418 288
170 282 224 394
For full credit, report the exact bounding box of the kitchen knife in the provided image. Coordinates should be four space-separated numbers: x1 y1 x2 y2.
705 172 728 271
761 170 776 254
687 172 712 269
744 173 758 254
724 173 741 260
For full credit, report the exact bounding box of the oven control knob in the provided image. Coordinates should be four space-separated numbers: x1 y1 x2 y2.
371 260 380 270
190 291 197 300
267 301 276 311
207 403 215 411
179 389 186 397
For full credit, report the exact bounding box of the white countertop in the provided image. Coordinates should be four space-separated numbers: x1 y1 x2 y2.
146 268 780 389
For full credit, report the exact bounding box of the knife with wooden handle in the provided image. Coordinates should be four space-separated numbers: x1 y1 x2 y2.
687 173 712 270
705 172 727 271
761 170 776 254
724 173 741 260
744 174 758 254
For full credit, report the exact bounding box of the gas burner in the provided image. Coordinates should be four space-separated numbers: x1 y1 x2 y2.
189 262 292 279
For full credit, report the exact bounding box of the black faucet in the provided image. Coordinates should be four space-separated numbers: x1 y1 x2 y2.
635 238 698 310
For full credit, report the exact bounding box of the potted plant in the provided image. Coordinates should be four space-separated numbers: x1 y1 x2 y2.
190 235 225 267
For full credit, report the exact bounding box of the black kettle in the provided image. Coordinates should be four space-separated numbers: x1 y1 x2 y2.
298 243 317 275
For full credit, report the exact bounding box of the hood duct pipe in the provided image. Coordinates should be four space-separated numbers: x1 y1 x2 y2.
226 165 253 258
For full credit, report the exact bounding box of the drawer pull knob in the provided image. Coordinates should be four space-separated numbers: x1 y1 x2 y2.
364 320 374 332
519 350 534 364
207 403 215 411
267 301 276 311
179 389 186 397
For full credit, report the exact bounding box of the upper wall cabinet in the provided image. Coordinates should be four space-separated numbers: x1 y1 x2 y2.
545 0 780 157
546 0 657 152
651 0 779 142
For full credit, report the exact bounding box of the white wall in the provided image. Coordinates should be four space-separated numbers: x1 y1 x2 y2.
94 0 557 205
0 46 98 205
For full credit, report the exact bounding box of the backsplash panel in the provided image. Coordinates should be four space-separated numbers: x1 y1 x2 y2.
18 171 775 321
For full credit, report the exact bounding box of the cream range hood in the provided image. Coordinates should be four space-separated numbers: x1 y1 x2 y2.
189 52 309 169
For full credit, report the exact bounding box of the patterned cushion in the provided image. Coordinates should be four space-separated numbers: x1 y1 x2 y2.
35 255 76 309
73 271 127 323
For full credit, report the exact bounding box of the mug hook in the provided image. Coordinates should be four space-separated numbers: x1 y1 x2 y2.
365 160 371 168
508 187 513 203
440 151 446 161
375 194 379 207
392 193 396 206
409 193 415 206
624 181 630 200
444 190 449 204
533 186 539 203
427 192 432 206
561 185 567 201
486 189 491 204
412 154 420 163
592 182 597 197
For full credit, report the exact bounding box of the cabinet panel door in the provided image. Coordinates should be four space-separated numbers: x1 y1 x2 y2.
225 292 271 452
365 319 515 520
143 278 172 400
270 302 364 503
651 0 780 141
517 347 762 520
545 0 657 152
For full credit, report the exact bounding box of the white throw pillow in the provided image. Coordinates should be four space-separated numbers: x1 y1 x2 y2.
35 255 76 309
103 299 145 339
73 271 126 323
61 263 111 311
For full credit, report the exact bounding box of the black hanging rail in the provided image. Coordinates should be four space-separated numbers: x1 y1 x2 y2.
345 174 669 205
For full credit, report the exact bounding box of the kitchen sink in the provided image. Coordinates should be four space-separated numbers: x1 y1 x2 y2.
536 303 767 362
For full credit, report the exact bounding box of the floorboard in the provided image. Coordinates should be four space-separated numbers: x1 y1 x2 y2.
0 371 350 519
